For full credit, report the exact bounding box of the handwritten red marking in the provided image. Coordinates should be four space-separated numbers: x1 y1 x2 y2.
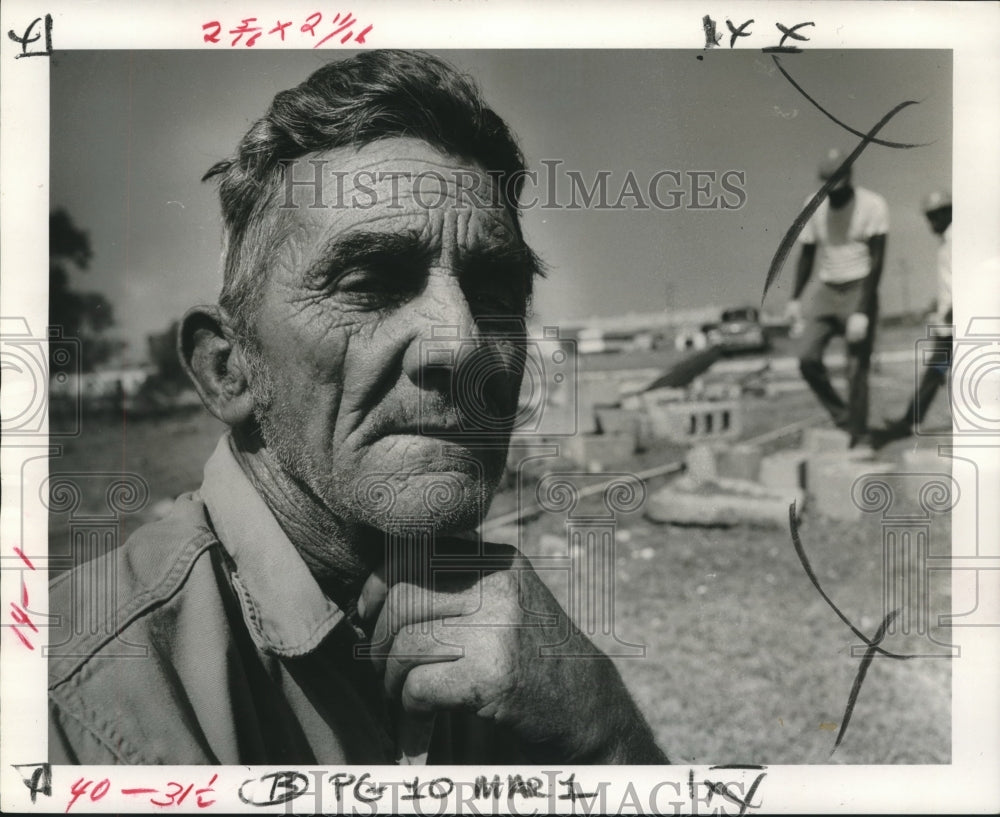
10 626 34 650
66 778 108 813
121 788 157 795
268 20 292 40
301 12 322 36
152 782 184 807
201 21 221 44
196 773 219 808
66 778 89 813
14 547 35 569
314 13 354 48
229 18 263 47
202 15 371 48
22 579 29 608
10 603 38 632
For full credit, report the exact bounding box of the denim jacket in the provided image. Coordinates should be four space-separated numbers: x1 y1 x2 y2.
48 434 514 764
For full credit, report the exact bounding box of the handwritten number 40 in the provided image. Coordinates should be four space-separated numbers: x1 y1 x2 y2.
65 778 109 813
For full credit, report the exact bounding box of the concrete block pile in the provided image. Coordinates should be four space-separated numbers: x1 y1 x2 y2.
646 427 948 528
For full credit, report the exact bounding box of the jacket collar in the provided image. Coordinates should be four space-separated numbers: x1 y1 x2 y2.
199 433 347 657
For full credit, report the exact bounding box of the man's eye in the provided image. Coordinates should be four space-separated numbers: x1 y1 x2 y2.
335 269 385 292
465 276 528 316
333 267 413 304
470 290 512 309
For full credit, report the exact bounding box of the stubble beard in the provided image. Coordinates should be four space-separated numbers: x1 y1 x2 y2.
240 340 504 537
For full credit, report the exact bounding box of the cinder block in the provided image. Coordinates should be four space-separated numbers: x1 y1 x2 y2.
716 443 762 482
645 398 742 443
634 413 656 452
802 427 851 452
685 444 718 482
760 450 808 491
807 455 895 520
565 431 636 468
646 483 804 528
595 406 640 436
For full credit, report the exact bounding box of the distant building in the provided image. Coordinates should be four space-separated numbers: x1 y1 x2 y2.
50 367 153 400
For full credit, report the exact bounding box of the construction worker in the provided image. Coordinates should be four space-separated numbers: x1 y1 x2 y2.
872 190 952 447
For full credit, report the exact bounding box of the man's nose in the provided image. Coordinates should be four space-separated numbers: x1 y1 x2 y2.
401 273 477 391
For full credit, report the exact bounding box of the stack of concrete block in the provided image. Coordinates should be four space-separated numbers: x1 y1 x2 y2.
685 441 763 483
564 431 636 471
594 405 658 451
797 427 900 520
644 397 742 444
759 450 808 492
646 476 802 528
578 369 660 434
645 441 802 528
594 406 640 436
716 443 762 482
685 444 718 482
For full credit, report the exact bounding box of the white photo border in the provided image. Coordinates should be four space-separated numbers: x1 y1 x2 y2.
2 1 998 813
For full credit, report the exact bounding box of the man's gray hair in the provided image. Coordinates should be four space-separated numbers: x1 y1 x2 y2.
203 49 541 340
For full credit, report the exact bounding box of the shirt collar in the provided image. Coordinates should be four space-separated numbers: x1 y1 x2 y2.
199 433 347 657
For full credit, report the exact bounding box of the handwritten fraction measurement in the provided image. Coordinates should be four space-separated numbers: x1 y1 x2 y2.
202 12 373 48
65 774 217 812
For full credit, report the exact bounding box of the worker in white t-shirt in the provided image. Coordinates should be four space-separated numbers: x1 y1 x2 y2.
785 148 889 448
872 190 952 447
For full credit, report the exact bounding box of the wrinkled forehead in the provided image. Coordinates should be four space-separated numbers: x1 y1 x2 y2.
277 137 519 248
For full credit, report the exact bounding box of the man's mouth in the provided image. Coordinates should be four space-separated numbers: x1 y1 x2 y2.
387 425 495 441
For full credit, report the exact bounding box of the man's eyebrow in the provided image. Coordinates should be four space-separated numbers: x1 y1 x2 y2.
301 227 545 286
459 239 545 282
303 229 429 282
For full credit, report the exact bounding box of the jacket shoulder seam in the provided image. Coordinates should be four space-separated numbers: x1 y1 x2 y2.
48 530 220 688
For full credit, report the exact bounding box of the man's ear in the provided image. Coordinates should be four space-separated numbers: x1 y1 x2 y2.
179 306 256 426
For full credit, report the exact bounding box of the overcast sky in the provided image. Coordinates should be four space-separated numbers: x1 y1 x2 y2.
50 49 951 361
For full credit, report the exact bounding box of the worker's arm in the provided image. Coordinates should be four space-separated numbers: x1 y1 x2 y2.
793 242 817 300
860 233 887 316
786 243 816 325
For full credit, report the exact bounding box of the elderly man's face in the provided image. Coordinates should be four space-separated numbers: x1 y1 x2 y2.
244 138 532 534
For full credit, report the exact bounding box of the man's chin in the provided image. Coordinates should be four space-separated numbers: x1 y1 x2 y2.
345 466 500 535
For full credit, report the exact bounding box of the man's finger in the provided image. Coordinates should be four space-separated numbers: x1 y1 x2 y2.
401 658 484 715
359 538 519 623
357 536 482 622
384 624 464 702
358 564 388 621
369 583 469 675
